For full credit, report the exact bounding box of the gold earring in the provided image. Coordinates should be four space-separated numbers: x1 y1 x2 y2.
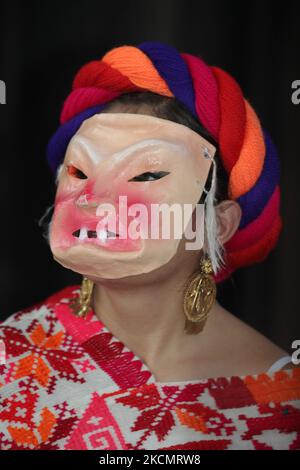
70 276 94 319
183 255 216 334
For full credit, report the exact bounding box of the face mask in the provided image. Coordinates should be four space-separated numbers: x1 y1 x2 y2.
49 113 215 280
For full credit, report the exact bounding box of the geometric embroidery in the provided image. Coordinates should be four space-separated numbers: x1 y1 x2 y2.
65 392 127 450
1 285 300 450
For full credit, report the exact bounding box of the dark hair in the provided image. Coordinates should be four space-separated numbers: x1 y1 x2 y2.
103 91 229 204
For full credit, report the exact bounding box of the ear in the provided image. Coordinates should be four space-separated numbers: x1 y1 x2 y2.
215 200 242 244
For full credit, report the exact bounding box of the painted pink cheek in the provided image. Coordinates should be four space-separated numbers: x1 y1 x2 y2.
115 184 165 230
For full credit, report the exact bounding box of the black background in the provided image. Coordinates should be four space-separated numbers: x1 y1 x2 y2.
0 0 299 351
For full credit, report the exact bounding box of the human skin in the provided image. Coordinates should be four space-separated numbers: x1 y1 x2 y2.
49 110 290 382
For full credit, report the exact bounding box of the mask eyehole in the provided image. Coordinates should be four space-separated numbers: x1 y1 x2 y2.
67 164 88 179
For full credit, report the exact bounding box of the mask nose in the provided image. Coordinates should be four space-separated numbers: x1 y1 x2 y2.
75 192 98 208
75 191 116 209
74 191 128 238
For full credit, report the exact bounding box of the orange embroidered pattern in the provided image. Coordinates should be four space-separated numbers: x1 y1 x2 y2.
0 286 299 450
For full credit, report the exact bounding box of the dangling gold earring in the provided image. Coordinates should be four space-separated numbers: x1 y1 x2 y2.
183 255 216 334
70 276 94 319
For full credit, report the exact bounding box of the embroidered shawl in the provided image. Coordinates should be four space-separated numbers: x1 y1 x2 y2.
0 286 299 450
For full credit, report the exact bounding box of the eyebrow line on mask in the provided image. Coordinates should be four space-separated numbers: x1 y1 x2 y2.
69 136 190 165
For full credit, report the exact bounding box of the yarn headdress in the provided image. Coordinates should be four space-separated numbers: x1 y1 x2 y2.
46 40 282 283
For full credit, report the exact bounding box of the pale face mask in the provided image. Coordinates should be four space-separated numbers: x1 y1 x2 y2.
49 113 216 280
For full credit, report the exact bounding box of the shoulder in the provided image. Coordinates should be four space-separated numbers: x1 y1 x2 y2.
209 301 296 375
1 285 79 327
0 285 80 366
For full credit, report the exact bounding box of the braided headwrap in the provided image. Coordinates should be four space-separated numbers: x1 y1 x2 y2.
46 41 282 283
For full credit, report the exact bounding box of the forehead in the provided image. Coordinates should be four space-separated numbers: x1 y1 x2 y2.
68 112 216 159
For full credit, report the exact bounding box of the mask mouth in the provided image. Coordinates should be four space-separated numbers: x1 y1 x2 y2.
72 228 119 240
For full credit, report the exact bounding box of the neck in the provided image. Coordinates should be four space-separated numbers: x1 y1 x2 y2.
91 258 219 377
92 274 186 366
